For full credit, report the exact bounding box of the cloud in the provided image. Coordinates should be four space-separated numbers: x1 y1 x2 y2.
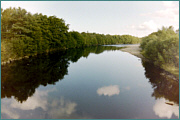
97 85 120 96
128 1 179 37
48 98 91 119
141 2 179 22
153 98 179 119
153 8 179 22
1 104 20 119
162 1 175 8
49 97 77 118
129 20 158 32
10 88 56 111
124 24 156 37
136 20 158 31
1 89 56 119
1 88 89 119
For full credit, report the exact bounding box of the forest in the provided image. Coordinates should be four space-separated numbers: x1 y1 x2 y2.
1 7 140 62
140 26 179 77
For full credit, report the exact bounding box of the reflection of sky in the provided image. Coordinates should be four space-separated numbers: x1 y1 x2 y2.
124 86 131 90
1 103 20 119
1 49 179 119
48 97 77 118
1 88 88 119
97 85 120 97
10 89 55 111
153 98 179 119
1 89 54 119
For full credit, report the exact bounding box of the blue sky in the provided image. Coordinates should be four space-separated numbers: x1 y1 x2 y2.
1 1 179 37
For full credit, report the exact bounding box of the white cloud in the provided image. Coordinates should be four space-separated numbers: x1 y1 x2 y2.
1 104 20 119
125 20 159 37
136 20 158 31
97 85 120 97
162 1 175 8
153 98 179 119
1 89 56 119
152 8 179 22
141 2 179 22
133 1 179 37
1 89 80 119
49 97 77 118
138 1 179 34
10 88 78 117
130 25 135 29
10 88 56 111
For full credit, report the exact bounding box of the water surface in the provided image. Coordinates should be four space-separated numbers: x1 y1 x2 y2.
1 46 179 119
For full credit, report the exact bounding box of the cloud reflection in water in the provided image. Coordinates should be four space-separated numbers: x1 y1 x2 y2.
153 98 179 119
97 85 120 97
1 88 84 119
49 97 77 118
10 89 56 111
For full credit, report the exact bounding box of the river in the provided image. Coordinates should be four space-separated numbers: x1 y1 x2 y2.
1 45 179 119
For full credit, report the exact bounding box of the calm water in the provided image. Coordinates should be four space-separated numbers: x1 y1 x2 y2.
1 45 179 119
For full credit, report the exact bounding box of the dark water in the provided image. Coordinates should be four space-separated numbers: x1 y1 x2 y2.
1 45 179 119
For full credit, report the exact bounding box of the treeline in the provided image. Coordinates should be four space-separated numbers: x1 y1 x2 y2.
1 7 140 62
140 26 179 77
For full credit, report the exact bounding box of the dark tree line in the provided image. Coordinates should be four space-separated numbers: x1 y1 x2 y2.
1 7 140 62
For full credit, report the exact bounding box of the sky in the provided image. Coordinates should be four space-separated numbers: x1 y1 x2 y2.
1 1 179 37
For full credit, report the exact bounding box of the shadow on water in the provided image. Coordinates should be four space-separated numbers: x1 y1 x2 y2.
142 60 179 104
1 46 122 103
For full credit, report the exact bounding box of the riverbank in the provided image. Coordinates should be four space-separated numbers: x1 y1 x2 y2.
121 44 179 81
1 47 67 65
120 44 145 59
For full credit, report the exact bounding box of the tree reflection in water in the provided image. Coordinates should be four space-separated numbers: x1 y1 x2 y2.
1 46 122 103
1 45 179 119
142 60 179 104
2 46 179 106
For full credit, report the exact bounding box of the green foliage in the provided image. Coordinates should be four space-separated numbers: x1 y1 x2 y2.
1 7 140 62
120 35 140 44
1 7 69 60
140 26 179 76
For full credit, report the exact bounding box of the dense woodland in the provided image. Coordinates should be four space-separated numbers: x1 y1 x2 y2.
140 26 179 77
1 7 140 62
